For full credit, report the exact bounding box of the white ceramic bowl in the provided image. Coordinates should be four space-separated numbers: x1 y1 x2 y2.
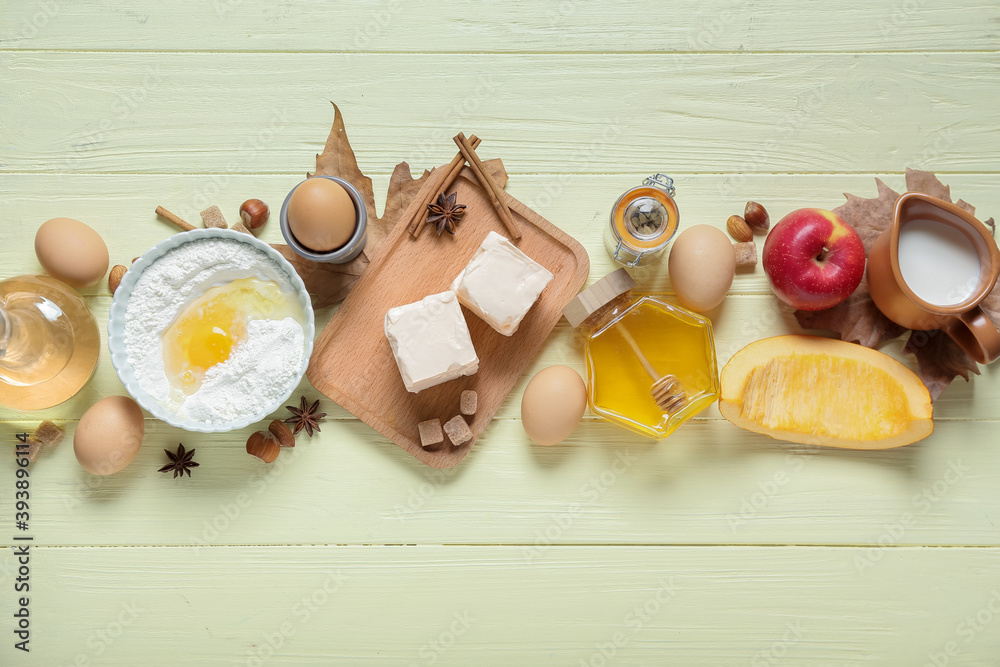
108 228 315 433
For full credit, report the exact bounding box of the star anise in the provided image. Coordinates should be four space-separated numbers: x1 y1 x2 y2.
426 192 467 236
285 396 326 436
158 443 199 478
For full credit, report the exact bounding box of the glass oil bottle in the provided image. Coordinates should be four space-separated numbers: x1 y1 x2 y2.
563 269 719 438
0 275 100 410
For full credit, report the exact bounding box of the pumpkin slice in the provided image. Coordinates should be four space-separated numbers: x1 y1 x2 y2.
719 335 933 449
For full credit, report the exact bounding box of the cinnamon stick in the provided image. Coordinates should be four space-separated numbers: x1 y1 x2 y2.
453 133 520 240
155 206 196 232
408 135 481 237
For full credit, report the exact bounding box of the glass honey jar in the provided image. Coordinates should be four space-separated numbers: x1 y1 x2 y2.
563 269 719 438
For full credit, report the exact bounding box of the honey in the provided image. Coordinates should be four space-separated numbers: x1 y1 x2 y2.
564 270 719 438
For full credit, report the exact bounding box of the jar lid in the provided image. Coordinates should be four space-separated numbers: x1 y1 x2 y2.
563 268 636 328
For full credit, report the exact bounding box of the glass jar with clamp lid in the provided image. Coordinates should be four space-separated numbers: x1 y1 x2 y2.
604 173 680 268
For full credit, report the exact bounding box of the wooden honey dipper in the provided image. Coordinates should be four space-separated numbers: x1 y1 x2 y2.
562 268 687 415
615 323 687 414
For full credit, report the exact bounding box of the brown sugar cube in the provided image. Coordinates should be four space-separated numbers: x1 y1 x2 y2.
734 241 757 268
27 419 65 463
418 419 444 449
200 205 228 229
460 390 478 416
443 415 473 446
230 220 252 235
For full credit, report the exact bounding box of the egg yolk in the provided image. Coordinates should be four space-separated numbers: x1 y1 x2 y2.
186 324 233 369
162 278 299 395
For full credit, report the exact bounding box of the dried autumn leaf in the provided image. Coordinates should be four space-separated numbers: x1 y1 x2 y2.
271 243 369 309
905 167 950 203
796 275 907 348
310 103 435 259
311 102 378 224
794 168 999 399
902 329 980 402
834 178 901 254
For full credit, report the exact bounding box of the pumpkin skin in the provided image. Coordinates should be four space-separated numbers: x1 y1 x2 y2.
719 335 933 450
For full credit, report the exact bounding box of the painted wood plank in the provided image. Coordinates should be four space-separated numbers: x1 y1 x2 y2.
2 0 998 53
2 545 999 665
2 53 998 174
3 416 997 547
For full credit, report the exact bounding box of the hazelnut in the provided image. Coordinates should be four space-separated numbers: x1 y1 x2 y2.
726 215 753 242
744 201 770 232
268 419 295 447
246 420 295 463
108 265 127 294
239 199 270 230
246 430 280 463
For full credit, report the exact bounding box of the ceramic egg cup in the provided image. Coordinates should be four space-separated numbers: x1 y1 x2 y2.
108 228 316 433
279 175 368 263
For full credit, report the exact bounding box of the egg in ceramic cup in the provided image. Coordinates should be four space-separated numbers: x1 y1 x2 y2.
279 175 368 263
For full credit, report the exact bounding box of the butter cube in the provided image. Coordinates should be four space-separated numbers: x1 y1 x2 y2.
451 231 554 336
384 291 479 393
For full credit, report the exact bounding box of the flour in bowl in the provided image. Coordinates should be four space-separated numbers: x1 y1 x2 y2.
124 237 306 426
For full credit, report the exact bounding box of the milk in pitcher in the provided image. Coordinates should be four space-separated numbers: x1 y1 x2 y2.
897 219 981 307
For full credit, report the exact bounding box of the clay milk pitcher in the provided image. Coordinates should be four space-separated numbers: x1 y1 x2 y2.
868 192 1000 364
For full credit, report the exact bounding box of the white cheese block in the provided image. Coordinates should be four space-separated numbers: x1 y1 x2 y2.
384 290 479 393
450 231 554 336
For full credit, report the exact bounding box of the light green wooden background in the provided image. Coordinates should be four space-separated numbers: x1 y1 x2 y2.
2 1 1000 665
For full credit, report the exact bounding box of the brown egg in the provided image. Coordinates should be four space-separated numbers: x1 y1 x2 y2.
74 396 145 475
34 217 110 288
521 365 588 446
667 224 736 312
287 178 357 252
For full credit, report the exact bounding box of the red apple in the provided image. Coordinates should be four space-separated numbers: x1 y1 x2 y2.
762 208 865 311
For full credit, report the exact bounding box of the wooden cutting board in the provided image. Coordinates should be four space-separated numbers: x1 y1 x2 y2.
307 161 590 468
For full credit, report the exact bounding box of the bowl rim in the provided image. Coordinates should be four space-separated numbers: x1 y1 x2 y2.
108 228 316 433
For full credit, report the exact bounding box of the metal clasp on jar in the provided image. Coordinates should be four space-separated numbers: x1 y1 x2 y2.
643 173 676 198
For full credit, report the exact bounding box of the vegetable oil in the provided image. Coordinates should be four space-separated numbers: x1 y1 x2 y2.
0 275 100 410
